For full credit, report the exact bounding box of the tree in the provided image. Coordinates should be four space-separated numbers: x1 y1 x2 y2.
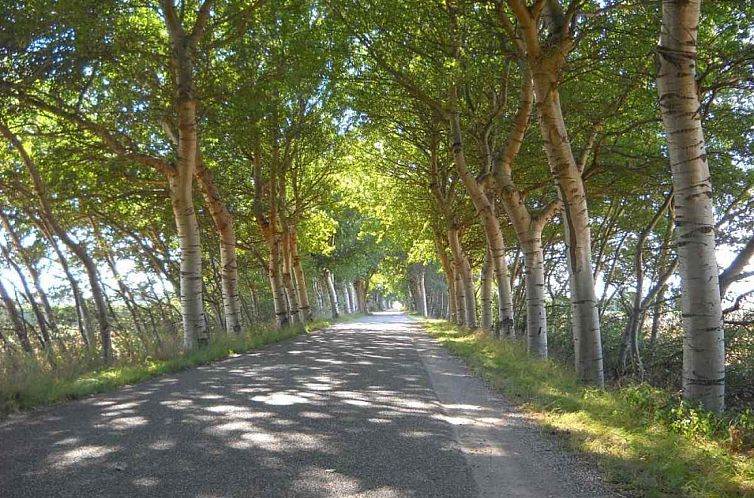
657 0 725 412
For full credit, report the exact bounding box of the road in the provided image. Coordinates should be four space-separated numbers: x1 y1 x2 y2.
0 312 612 497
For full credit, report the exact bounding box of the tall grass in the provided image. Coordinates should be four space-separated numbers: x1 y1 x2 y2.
422 319 754 497
0 315 349 417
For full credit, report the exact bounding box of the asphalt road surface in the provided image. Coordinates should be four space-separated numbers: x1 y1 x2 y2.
0 312 614 497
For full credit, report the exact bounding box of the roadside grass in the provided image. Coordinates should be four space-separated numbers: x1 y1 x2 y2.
421 319 754 498
0 314 358 418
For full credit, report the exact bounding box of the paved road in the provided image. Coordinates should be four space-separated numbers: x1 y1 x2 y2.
0 313 612 497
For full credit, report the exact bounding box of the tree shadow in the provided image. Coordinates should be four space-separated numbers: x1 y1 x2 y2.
0 313 480 497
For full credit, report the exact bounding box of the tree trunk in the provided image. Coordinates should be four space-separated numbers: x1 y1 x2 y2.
267 230 290 328
45 227 91 348
522 237 548 358
347 282 358 315
417 266 428 317
354 279 368 314
289 227 312 321
168 170 207 350
0 212 60 343
408 264 428 317
0 122 113 362
434 235 458 324
342 282 353 314
0 243 51 350
657 0 725 413
90 220 147 342
480 249 494 333
195 162 242 334
0 279 33 353
323 270 340 319
281 228 301 324
619 191 673 374
529 64 604 385
448 106 512 335
447 227 477 328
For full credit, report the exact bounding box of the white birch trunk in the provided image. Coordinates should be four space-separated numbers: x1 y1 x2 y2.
324 270 340 319
290 227 312 321
531 66 604 386
448 107 513 336
169 169 207 350
348 282 358 314
523 239 547 358
195 164 242 334
657 0 724 412
480 249 494 333
417 267 428 317
268 231 290 328
448 228 477 328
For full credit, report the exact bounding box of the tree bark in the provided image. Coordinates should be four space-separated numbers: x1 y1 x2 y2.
657 0 724 412
447 227 477 328
281 227 301 324
323 270 340 319
268 229 290 328
354 279 368 314
289 227 313 321
480 249 494 333
195 162 242 334
434 234 458 324
523 237 548 358
505 0 604 384
341 282 352 314
161 0 214 350
168 169 207 350
448 104 512 336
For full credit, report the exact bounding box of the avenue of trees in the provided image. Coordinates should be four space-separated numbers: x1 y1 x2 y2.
0 0 752 415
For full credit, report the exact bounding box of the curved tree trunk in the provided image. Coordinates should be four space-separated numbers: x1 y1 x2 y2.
504 1 604 385
0 242 55 358
657 0 724 412
530 66 603 385
195 163 242 334
44 226 91 348
448 107 512 336
0 279 33 353
0 212 60 344
0 122 112 362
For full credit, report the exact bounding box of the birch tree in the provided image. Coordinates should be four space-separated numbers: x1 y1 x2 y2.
657 0 725 412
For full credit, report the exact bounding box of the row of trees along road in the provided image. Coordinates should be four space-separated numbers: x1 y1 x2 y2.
0 0 752 414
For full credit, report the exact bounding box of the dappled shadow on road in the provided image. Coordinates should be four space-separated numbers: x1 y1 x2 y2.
0 313 478 498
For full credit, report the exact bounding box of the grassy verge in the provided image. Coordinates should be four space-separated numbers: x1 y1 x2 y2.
421 319 754 498
0 314 358 418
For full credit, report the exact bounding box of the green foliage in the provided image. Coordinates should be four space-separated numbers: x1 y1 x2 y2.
422 319 754 497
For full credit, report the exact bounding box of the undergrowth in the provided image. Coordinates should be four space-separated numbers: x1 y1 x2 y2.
422 319 754 498
0 314 355 418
